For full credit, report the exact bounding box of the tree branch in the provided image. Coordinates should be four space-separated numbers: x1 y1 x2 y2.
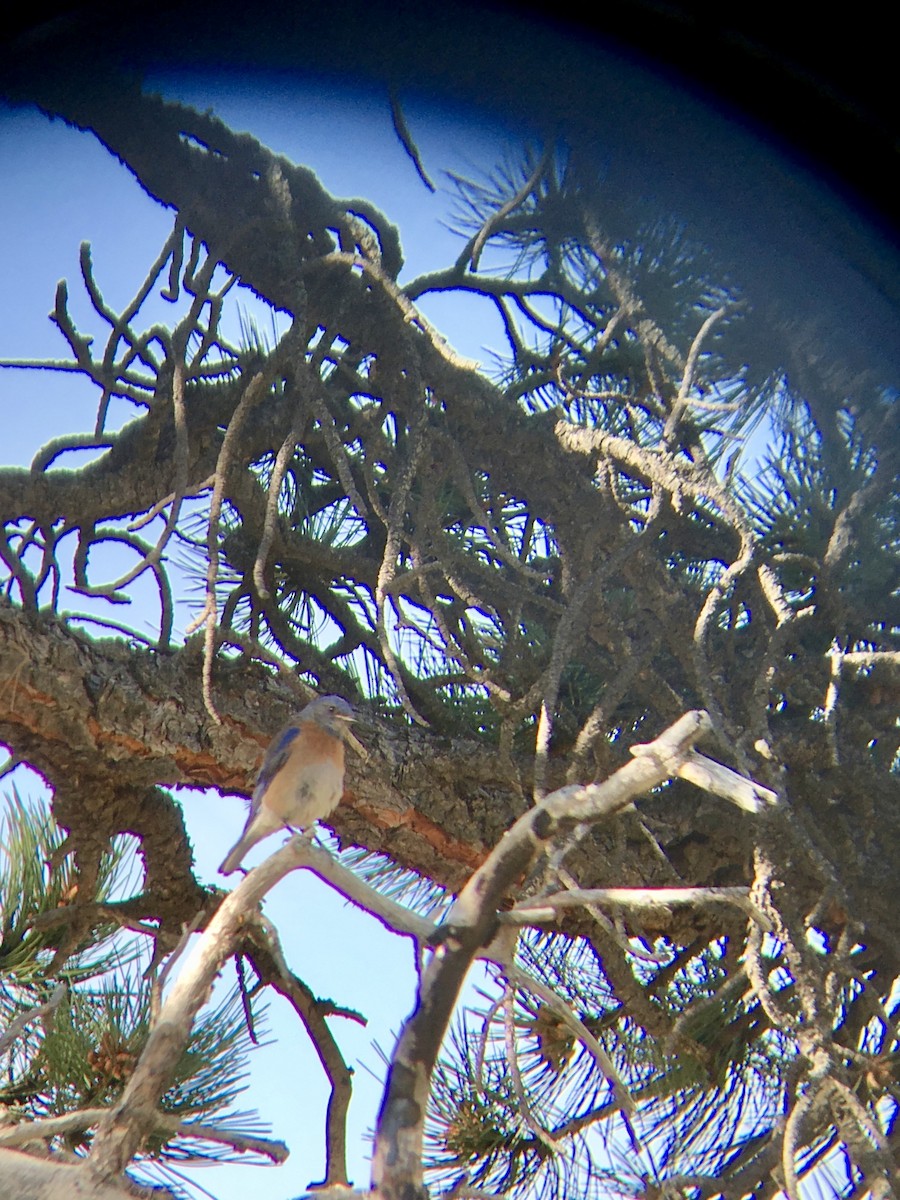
372 709 763 1200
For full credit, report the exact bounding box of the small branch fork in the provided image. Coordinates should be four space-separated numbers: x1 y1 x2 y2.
83 850 309 1185
0 1106 288 1162
1 219 240 649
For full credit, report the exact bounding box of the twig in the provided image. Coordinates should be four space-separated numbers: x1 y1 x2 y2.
127 476 215 532
0 1107 109 1146
690 537 756 768
30 433 116 474
0 982 67 1059
0 1107 287 1165
244 916 356 1188
389 91 436 193
288 839 435 946
161 1118 288 1163
663 305 730 443
504 964 636 1122
253 408 307 599
373 394 431 726
149 910 208 1019
312 391 371 521
184 366 273 722
462 146 552 272
673 748 779 812
504 885 771 930
502 987 558 1153
822 649 843 767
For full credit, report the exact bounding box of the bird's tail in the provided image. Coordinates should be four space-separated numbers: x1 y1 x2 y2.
218 841 249 875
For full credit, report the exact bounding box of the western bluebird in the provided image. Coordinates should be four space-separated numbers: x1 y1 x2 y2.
218 695 357 875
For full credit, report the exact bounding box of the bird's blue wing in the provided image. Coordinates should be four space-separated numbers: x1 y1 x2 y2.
255 724 301 796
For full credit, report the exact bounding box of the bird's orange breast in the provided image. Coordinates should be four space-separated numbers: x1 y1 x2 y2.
297 722 346 766
259 724 346 826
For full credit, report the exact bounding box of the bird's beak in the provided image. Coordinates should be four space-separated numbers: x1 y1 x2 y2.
339 716 369 761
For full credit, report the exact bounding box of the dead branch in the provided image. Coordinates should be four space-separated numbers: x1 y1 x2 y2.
372 709 765 1200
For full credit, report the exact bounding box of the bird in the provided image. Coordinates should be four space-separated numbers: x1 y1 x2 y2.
218 695 357 875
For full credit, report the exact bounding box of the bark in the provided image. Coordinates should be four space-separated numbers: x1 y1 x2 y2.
0 1148 161 1200
0 602 749 928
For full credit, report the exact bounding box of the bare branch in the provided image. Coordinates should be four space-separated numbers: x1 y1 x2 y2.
0 983 67 1059
504 885 771 930
88 843 308 1182
372 709 726 1200
389 92 436 193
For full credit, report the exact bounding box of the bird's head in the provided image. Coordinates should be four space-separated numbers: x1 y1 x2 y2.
304 695 368 758
305 694 355 729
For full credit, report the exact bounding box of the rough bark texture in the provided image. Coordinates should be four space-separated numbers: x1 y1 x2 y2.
0 601 754 928
0 1148 154 1200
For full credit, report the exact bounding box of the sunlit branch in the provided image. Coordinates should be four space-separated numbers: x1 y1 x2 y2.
373 709 768 1200
0 1106 288 1164
505 886 770 929
244 914 359 1188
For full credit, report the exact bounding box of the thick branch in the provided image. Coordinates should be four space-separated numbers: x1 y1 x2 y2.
371 710 721 1200
0 1146 161 1200
88 843 305 1180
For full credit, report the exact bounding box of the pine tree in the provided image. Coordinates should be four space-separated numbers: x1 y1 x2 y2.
0 51 897 1200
